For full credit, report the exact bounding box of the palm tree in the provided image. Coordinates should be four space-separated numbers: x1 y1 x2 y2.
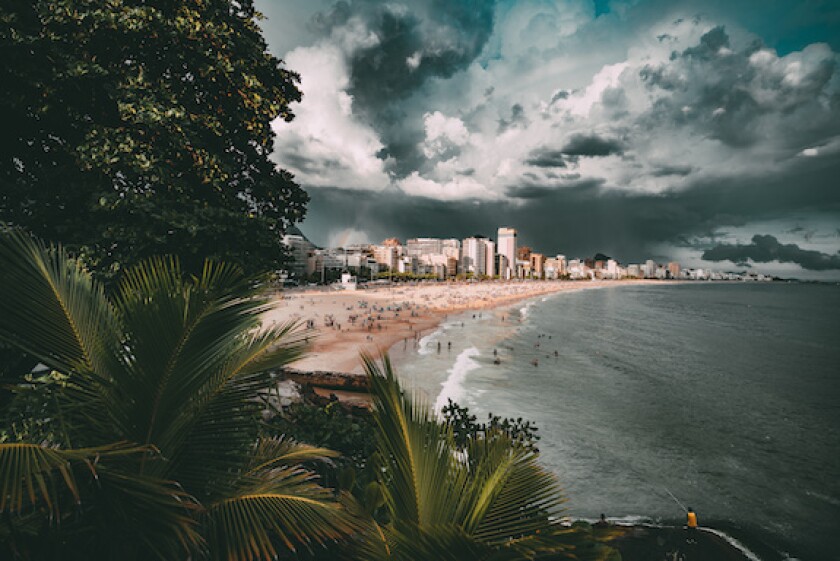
0 230 358 560
358 354 614 561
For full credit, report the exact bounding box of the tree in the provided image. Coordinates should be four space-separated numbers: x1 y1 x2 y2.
0 230 356 560
0 0 308 280
357 354 615 561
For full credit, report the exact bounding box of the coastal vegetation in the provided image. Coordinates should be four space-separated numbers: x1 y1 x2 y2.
0 231 355 559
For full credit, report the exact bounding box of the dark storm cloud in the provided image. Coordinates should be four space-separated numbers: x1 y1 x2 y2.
505 178 605 200
703 235 840 270
639 25 839 148
302 154 840 265
560 133 624 156
282 153 346 175
651 164 693 177
680 25 730 59
524 149 567 168
310 0 497 176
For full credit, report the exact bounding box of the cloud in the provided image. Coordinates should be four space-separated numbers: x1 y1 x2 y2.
307 0 497 176
397 171 497 200
261 0 840 276
703 235 840 270
422 111 471 159
560 133 624 156
525 149 568 168
272 42 391 191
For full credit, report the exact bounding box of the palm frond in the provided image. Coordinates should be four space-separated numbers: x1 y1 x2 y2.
204 471 358 561
111 256 305 456
88 465 204 560
157 321 309 496
363 353 467 528
110 257 256 447
465 434 566 544
246 436 339 475
0 442 81 516
0 230 119 377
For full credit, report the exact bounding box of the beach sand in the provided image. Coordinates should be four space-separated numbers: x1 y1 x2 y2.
262 279 668 374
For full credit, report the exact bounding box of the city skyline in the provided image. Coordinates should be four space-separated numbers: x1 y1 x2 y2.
284 225 775 282
258 0 840 280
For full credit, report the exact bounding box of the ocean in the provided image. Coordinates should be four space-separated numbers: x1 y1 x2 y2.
389 282 840 561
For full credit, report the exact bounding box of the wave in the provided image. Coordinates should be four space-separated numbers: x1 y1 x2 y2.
519 301 535 319
434 347 481 412
702 527 764 561
417 326 445 356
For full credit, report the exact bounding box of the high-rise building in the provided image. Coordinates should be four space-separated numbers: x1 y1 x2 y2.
497 227 517 279
442 239 461 260
461 236 488 276
530 253 545 279
544 255 566 279
281 234 316 279
484 239 496 278
644 259 657 279
667 261 681 279
406 237 444 257
372 245 399 271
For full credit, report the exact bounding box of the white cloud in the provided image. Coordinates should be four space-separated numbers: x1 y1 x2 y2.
272 42 391 191
397 171 497 200
406 51 422 71
421 111 471 159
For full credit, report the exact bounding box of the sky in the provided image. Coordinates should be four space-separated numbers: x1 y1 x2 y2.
256 0 840 279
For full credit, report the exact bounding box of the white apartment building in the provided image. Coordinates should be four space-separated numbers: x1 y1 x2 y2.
607 259 619 279
372 245 400 271
497 227 517 279
461 236 493 276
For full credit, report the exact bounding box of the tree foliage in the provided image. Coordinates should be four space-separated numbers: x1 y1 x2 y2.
0 0 307 279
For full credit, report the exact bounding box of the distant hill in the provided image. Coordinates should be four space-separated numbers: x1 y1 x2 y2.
286 225 316 246
593 252 611 261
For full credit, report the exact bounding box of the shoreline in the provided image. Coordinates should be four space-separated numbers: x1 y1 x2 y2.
265 281 801 561
263 279 675 374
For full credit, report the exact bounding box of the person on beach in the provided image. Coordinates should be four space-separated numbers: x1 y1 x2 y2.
686 507 698 531
594 514 609 528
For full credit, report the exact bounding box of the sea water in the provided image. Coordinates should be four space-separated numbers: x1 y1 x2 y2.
389 282 840 561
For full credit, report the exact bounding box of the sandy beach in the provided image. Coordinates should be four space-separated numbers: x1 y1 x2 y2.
262 279 669 374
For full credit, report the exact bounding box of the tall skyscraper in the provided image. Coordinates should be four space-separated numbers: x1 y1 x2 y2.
484 239 496 278
497 227 517 279
461 236 486 276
